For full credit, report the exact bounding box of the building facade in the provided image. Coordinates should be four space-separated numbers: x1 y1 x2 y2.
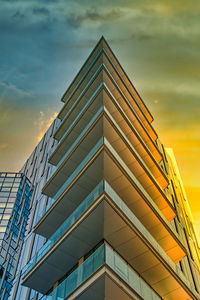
2 37 199 299
0 172 32 299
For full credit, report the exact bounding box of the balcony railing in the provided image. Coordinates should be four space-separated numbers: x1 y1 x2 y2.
37 137 104 223
61 48 103 107
38 243 162 300
53 105 103 171
24 181 104 276
24 181 189 291
58 80 103 134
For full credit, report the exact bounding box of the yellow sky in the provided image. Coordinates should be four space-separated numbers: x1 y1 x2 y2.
151 109 200 241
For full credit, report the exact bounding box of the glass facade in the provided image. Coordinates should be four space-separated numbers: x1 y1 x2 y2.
0 172 32 300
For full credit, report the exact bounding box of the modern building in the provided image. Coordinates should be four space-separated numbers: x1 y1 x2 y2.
0 172 32 299
2 37 199 299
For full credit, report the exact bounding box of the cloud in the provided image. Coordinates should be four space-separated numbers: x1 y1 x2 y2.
32 7 50 16
67 8 124 29
12 11 25 20
35 111 58 142
0 82 34 121
0 144 8 150
0 81 31 99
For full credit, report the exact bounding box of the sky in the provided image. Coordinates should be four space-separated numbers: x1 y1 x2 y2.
0 0 199 238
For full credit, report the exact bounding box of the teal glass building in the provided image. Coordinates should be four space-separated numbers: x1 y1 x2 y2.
0 172 32 299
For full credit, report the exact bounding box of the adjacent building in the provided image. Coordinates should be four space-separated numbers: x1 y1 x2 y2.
0 172 32 299
1 37 199 300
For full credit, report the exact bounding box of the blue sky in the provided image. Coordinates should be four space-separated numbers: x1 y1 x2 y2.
0 0 200 234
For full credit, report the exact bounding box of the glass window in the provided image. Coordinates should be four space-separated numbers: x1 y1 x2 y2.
0 203 6 208
6 203 14 208
0 198 8 202
8 198 15 202
2 214 10 220
4 208 12 214
0 227 6 232
0 220 8 226
6 173 15 177
0 233 4 239
4 178 14 183
0 192 9 197
14 178 21 183
10 193 17 197
3 182 13 187
1 187 11 192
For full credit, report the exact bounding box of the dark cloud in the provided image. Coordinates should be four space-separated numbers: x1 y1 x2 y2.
135 33 153 41
32 7 50 16
107 33 153 45
12 11 25 20
67 8 124 29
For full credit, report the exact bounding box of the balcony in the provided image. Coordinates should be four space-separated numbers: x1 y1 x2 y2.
49 94 104 167
35 137 185 259
35 138 104 238
101 49 157 141
61 37 153 125
103 107 170 209
37 243 162 300
23 182 189 298
102 65 162 160
23 181 104 288
43 108 170 221
102 38 154 123
55 63 162 163
61 41 105 104
35 137 178 247
55 68 104 141
58 84 162 188
44 110 104 197
48 84 168 198
102 84 168 188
